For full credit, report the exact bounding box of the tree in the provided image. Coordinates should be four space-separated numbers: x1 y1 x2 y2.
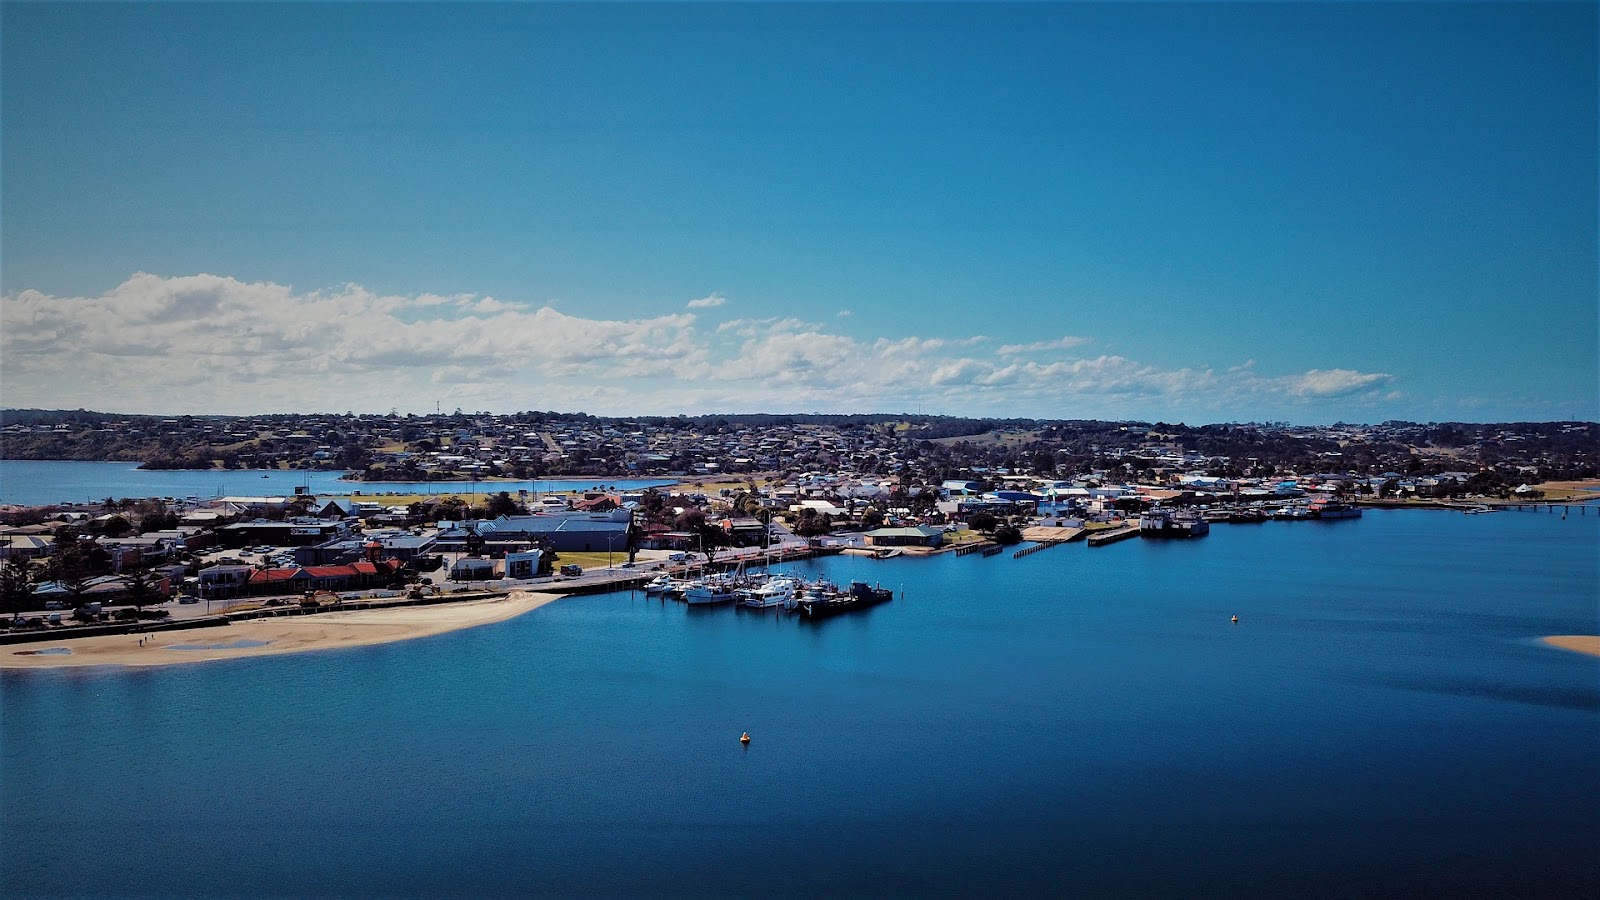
640 489 666 516
993 524 1023 545
1 560 33 617
486 491 520 517
122 568 161 612
673 507 706 532
692 522 727 564
92 515 133 537
792 507 831 537
860 507 884 529
968 511 998 533
45 531 110 605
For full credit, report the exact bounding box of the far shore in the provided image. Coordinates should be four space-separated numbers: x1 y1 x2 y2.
1 591 558 669
1542 635 1600 658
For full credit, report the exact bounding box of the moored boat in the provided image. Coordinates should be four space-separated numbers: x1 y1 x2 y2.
740 575 798 608
1309 499 1362 520
1138 509 1210 538
796 580 894 618
682 575 739 605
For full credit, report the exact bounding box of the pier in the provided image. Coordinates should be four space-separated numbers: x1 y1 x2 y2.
1012 540 1069 559
1502 503 1590 515
1086 524 1141 547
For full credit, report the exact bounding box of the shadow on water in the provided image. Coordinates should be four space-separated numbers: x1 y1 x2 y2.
1343 671 1600 713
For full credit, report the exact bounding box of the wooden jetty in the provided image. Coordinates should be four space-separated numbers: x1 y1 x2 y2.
1012 540 1068 559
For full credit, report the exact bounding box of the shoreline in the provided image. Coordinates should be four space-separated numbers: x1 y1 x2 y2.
1541 635 1600 658
1 591 559 670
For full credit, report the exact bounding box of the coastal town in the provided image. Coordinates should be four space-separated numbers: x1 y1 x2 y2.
4 409 1595 491
2 409 1596 649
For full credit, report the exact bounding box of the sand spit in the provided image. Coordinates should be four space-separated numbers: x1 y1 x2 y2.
1 592 559 669
1542 635 1600 658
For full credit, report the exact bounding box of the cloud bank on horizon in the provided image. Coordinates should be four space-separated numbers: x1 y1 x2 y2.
2 273 1402 421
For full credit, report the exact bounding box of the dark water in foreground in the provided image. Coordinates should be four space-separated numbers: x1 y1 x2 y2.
3 510 1597 896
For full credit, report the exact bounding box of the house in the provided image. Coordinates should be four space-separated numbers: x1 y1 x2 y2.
572 495 620 513
449 557 498 581
718 517 770 546
295 533 438 566
314 497 385 518
245 559 404 595
198 564 254 599
179 510 229 527
0 534 53 561
216 519 351 548
504 549 547 579
441 511 631 553
863 525 945 548
788 499 848 518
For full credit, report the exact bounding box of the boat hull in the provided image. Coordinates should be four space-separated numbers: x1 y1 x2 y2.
797 582 894 618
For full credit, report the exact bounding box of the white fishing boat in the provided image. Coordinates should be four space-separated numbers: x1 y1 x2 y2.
682 575 738 605
642 574 676 595
740 575 798 608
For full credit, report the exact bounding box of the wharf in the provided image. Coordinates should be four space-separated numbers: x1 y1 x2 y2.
543 544 840 596
1086 525 1141 547
1020 525 1085 543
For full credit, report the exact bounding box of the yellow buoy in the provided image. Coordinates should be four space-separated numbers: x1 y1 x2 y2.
739 732 751 744
1231 615 1239 624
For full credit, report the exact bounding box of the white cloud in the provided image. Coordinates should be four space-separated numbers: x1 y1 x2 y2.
686 293 726 309
836 309 852 318
1281 368 1393 398
0 272 1401 419
997 335 1092 355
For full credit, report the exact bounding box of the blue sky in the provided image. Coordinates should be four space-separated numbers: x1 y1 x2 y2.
3 2 1595 422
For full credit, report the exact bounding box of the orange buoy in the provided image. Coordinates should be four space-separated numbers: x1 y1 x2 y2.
739 732 751 744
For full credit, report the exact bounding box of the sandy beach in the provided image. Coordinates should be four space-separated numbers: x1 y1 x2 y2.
1541 635 1600 658
1 591 560 669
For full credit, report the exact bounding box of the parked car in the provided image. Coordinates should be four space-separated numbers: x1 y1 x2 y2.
559 564 583 577
44 600 66 610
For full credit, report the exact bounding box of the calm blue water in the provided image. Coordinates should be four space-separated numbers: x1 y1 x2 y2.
3 510 1596 896
0 459 675 506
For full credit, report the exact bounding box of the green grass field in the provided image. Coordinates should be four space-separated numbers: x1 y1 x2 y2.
549 551 636 570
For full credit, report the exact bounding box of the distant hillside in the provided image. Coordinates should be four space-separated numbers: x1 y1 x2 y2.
3 409 1596 487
